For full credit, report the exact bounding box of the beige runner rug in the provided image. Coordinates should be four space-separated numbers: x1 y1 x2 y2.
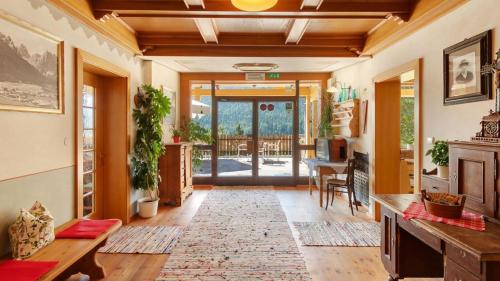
156 188 311 281
293 221 380 247
98 226 184 254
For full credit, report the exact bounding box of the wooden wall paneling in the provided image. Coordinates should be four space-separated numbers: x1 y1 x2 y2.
47 0 140 54
373 80 401 220
363 0 468 55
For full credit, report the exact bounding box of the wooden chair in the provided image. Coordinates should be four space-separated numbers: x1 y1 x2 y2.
325 158 358 215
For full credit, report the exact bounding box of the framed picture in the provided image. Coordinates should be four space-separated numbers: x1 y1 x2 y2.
0 11 64 113
443 30 492 105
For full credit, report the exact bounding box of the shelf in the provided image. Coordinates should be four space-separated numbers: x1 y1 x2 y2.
331 98 359 138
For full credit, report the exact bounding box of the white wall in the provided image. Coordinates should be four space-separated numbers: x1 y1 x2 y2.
142 60 181 142
0 0 153 254
334 0 499 171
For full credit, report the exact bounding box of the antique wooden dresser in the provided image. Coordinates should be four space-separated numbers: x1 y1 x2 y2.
158 143 193 206
373 141 500 281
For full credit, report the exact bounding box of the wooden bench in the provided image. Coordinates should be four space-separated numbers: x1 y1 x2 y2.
26 219 121 281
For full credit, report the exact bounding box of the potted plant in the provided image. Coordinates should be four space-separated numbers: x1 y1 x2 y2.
181 120 212 169
319 90 333 138
426 140 449 179
130 85 171 218
172 129 181 143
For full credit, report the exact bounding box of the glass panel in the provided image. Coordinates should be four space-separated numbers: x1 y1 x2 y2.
217 101 253 177
215 82 296 97
299 148 315 177
83 130 94 150
299 81 321 146
83 172 94 217
258 101 293 177
193 147 212 177
83 151 94 173
83 173 94 194
191 83 213 177
83 108 94 129
83 85 95 107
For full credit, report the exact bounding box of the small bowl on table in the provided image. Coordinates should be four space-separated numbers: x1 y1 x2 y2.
421 190 466 219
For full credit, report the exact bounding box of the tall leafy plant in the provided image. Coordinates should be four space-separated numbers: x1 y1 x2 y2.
318 90 333 138
181 120 212 168
131 85 171 201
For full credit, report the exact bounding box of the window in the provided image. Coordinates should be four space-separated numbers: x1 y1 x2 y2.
82 85 96 217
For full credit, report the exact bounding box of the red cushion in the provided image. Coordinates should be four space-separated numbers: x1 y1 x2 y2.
56 219 120 239
0 260 58 281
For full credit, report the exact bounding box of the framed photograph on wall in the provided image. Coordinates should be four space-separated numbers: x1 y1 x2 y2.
443 30 492 105
0 11 64 113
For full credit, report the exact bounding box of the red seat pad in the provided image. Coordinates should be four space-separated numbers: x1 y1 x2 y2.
0 260 58 281
55 219 120 239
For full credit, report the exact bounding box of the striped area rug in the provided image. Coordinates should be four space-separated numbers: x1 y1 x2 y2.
293 221 380 247
98 226 184 254
157 189 311 281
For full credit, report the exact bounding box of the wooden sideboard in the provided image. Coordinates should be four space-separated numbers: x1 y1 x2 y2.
373 194 500 281
374 141 500 280
158 143 193 206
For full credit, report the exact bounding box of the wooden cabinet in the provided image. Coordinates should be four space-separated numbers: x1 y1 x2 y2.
422 174 450 194
380 205 397 277
448 141 498 219
158 143 193 206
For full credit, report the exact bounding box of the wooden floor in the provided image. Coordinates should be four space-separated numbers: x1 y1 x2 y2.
71 186 441 281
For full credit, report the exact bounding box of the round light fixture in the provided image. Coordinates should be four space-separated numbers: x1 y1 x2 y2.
231 0 278 11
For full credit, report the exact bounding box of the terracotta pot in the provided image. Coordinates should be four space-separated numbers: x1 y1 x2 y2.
172 136 181 143
138 198 159 218
437 165 449 179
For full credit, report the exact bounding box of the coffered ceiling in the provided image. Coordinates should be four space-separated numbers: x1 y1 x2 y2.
91 0 420 57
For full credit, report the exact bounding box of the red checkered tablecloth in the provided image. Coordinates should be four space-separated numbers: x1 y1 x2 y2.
403 202 485 231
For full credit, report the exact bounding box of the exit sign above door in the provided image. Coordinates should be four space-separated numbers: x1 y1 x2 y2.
267 73 280 79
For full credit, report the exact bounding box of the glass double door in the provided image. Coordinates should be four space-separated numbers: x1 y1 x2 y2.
215 98 296 185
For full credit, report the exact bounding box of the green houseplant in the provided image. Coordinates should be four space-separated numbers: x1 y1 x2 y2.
130 85 171 218
172 128 181 143
426 140 449 179
400 97 415 149
318 90 333 138
180 120 212 169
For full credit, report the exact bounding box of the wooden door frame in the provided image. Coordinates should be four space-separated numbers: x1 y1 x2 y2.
372 58 422 218
75 49 131 222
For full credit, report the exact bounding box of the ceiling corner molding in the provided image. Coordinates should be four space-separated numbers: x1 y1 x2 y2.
46 0 141 55
362 0 469 56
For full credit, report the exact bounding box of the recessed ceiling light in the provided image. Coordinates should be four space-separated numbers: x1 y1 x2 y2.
233 63 279 72
231 0 278 11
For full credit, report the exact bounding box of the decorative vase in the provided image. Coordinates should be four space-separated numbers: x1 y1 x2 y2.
138 198 159 218
172 136 181 143
437 165 449 179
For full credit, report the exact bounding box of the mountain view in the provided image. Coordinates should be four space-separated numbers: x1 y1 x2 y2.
194 97 307 136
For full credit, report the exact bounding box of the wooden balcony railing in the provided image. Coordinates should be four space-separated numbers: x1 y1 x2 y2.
217 135 294 157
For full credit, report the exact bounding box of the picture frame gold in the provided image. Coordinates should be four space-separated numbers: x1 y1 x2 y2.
0 11 64 114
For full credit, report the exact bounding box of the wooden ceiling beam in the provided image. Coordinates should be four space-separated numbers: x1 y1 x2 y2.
92 0 412 20
138 32 364 48
142 45 358 57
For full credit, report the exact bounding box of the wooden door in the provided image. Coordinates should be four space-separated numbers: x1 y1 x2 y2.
380 206 397 276
449 146 496 217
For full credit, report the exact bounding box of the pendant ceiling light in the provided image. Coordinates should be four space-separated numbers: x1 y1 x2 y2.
231 0 278 11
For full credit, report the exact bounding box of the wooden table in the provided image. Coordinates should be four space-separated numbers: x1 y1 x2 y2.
372 194 500 281
305 158 348 207
27 219 122 281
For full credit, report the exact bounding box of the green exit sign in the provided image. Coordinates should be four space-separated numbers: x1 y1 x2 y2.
267 73 280 79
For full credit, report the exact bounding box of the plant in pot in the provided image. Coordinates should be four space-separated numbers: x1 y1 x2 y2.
172 129 181 143
130 85 171 218
426 140 449 179
318 90 333 138
180 120 212 169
